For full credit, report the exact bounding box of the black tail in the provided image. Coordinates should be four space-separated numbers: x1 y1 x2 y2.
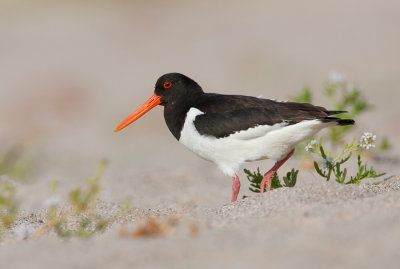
326 110 348 115
337 119 355 126
322 116 355 126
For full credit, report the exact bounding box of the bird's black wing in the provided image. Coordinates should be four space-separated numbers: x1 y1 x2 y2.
193 94 347 138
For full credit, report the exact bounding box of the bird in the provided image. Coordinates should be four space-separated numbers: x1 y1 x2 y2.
114 73 354 202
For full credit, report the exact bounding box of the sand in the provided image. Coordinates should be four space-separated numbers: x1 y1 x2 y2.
1 1 400 268
1 172 400 269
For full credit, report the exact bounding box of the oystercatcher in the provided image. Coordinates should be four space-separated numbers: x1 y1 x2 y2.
114 73 354 202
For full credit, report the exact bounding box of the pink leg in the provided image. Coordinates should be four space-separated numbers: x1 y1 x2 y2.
231 174 241 202
260 149 295 193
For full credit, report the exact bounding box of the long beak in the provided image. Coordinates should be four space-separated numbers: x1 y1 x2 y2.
114 94 161 132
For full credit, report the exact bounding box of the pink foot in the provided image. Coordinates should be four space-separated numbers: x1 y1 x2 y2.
231 174 241 202
260 149 295 193
260 171 275 193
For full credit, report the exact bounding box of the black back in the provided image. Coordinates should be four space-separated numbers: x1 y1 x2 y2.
193 94 348 138
154 73 354 140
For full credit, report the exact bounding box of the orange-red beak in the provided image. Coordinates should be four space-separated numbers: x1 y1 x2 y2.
114 94 161 132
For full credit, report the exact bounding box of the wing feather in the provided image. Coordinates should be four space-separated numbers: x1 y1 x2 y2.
193 94 331 138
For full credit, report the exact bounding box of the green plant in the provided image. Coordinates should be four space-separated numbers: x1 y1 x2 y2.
0 182 18 240
308 133 385 184
245 167 298 193
0 145 34 181
35 160 130 239
348 155 385 184
293 86 312 104
324 83 369 145
379 137 391 150
294 73 373 154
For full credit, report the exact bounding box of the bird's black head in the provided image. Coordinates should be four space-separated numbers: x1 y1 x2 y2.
154 73 204 107
114 73 204 132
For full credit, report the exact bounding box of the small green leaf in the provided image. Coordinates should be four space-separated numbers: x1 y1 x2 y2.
320 145 327 159
314 161 326 177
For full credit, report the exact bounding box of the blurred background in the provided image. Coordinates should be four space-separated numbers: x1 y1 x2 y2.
1 0 399 199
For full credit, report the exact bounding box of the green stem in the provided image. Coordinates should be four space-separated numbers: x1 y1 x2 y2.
334 144 359 163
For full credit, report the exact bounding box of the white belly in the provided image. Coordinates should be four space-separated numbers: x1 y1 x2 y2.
179 108 333 176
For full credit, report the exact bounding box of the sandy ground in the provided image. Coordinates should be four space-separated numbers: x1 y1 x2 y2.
1 172 400 269
1 0 400 268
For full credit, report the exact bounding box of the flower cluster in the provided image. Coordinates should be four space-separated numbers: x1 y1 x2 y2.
305 140 318 153
359 132 376 150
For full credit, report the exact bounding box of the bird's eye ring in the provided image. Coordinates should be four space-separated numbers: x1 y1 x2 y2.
163 81 172 88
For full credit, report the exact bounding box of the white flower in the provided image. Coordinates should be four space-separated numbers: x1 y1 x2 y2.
14 224 36 240
305 140 318 153
323 157 335 169
329 70 347 84
42 195 61 208
359 132 376 150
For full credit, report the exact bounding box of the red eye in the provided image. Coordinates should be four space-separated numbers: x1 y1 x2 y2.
163 81 172 88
